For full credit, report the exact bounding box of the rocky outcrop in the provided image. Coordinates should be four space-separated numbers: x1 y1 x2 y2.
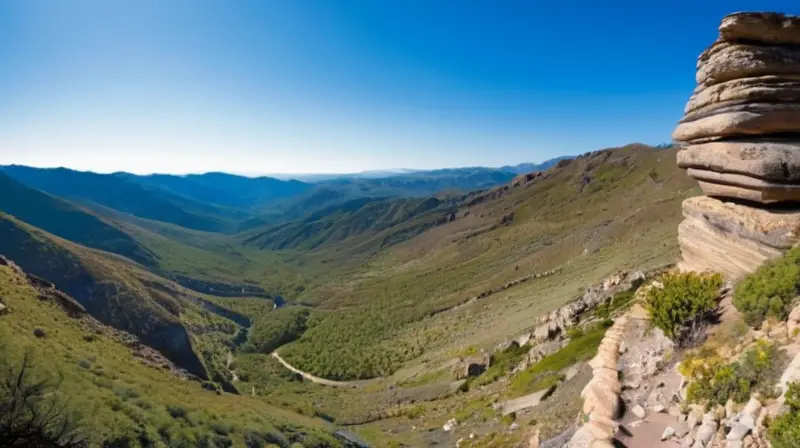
529 270 645 344
454 353 490 379
674 12 800 202
719 12 800 45
678 196 800 279
674 12 800 279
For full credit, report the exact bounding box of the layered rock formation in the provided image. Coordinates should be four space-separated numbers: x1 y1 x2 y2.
674 12 800 279
566 315 630 448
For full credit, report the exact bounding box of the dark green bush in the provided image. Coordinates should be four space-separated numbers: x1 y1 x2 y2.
166 404 189 420
644 272 722 342
734 248 800 327
768 382 800 448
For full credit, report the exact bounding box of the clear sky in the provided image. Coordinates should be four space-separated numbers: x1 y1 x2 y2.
1 1 798 175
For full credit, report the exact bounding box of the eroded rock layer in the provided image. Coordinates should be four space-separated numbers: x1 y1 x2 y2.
672 12 800 203
677 196 800 279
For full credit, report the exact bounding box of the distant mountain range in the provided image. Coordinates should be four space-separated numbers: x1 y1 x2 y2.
0 156 572 233
269 157 573 181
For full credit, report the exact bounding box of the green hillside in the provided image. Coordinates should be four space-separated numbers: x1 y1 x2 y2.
241 196 455 251
0 260 342 447
277 145 697 380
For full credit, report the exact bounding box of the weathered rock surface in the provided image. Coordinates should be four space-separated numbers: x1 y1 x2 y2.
673 12 800 206
689 169 800 203
778 351 800 404
695 42 800 89
677 140 800 183
719 12 800 45
788 303 800 337
677 196 800 279
674 103 800 143
455 353 489 379
685 76 800 119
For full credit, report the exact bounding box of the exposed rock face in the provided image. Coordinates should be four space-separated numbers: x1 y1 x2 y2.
678 196 800 279
719 12 800 45
674 12 800 279
673 12 800 203
528 270 645 344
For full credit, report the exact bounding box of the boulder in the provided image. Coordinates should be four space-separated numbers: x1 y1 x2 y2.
719 12 800 46
677 196 800 279
692 414 718 448
0 301 6 316
456 354 490 379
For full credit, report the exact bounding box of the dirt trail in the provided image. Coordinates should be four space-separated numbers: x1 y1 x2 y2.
271 351 360 388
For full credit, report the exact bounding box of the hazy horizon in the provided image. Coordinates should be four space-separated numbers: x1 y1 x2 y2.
1 153 574 178
2 1 797 175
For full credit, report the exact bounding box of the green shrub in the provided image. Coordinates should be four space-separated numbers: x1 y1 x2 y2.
682 340 787 406
768 382 800 448
734 248 800 327
242 307 312 354
166 404 189 420
644 272 721 342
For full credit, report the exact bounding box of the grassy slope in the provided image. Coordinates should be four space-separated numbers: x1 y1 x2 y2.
279 145 698 380
0 263 341 447
240 196 454 251
0 214 260 384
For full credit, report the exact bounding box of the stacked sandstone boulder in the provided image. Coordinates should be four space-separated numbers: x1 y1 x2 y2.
674 12 800 279
566 315 629 448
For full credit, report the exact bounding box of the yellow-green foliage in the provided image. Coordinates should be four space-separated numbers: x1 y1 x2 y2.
681 340 786 406
769 382 800 448
645 272 722 341
734 247 800 327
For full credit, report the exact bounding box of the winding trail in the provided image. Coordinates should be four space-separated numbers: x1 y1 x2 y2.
271 351 360 388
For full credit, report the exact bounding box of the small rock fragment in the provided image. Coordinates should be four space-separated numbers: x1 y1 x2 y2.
631 404 646 419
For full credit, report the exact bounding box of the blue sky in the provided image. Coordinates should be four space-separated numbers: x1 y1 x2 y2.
1 1 798 175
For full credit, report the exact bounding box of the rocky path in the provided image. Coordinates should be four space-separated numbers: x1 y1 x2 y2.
271 351 360 388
